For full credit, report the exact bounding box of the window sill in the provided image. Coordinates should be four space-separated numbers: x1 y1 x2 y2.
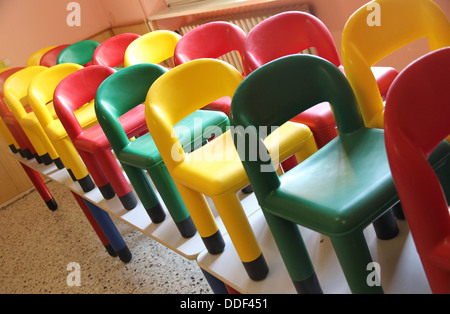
149 0 282 20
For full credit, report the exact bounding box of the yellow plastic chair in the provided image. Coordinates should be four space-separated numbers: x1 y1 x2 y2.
27 63 96 192
145 58 318 280
342 0 450 130
124 30 181 67
26 46 56 67
4 66 61 166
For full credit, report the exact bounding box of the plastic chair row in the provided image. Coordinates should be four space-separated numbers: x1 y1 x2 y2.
1 0 447 293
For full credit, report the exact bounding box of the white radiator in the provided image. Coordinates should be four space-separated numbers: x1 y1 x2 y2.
178 4 312 73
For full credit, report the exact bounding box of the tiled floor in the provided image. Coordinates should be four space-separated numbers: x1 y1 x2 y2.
0 180 212 294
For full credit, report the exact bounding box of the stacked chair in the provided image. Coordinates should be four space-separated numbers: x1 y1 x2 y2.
145 58 318 280
27 63 96 192
385 47 450 293
230 54 400 293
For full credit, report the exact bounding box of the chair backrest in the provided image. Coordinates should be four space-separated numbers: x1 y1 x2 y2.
174 21 249 75
341 0 450 128
243 11 341 72
124 30 181 67
0 68 25 118
145 58 243 170
230 54 363 195
28 63 83 128
54 65 116 140
57 40 100 66
0 68 24 101
384 47 450 292
3 66 48 120
92 33 141 68
27 46 56 67
95 63 168 152
40 45 70 67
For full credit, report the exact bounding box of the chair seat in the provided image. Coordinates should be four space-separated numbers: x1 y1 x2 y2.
174 121 313 196
119 109 230 169
263 128 398 236
74 105 147 153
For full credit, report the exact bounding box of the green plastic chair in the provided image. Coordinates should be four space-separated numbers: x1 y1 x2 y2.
57 40 100 66
95 63 230 238
230 54 400 294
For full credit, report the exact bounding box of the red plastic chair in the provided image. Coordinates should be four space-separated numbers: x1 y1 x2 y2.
243 11 399 148
174 21 248 117
40 45 70 67
53 65 139 210
92 33 140 68
385 47 450 294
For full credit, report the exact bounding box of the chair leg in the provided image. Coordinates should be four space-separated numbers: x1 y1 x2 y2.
53 138 95 192
93 148 137 210
211 192 268 281
392 202 405 220
174 182 225 254
77 150 115 199
262 210 322 293
372 208 399 240
71 192 116 257
121 163 166 223
20 163 57 211
82 198 132 263
148 163 197 237
201 269 229 294
330 230 384 294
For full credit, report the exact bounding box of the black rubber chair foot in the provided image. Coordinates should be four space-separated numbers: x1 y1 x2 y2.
34 154 43 164
242 253 269 281
53 157 64 169
175 216 197 238
293 273 323 294
202 230 225 255
104 244 118 257
23 148 34 160
78 174 96 192
18 149 26 158
145 203 166 223
67 169 77 181
119 191 138 210
9 144 19 154
45 198 58 211
98 183 115 199
41 153 53 165
117 246 132 263
373 209 399 240
241 185 253 194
